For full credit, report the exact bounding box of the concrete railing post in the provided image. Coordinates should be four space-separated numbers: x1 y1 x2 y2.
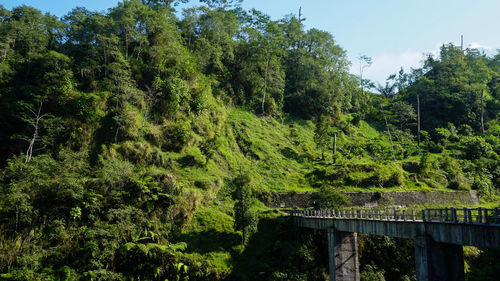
463 208 467 223
478 208 482 224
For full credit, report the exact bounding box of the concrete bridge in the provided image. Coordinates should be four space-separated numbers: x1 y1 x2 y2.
292 207 500 281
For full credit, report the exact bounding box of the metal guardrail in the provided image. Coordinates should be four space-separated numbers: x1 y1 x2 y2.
292 207 500 225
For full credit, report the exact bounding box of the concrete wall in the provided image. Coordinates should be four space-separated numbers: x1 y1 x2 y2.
267 190 479 208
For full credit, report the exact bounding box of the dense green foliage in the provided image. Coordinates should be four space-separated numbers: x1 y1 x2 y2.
0 0 499 280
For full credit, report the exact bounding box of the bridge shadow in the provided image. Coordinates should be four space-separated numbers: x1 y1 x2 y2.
228 216 329 281
358 234 416 281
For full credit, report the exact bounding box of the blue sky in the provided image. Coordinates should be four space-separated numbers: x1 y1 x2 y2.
4 0 500 83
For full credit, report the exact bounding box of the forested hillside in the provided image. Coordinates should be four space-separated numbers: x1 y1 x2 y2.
0 0 499 280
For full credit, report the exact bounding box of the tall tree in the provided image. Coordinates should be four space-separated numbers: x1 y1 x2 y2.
358 55 372 106
232 173 256 245
314 114 330 160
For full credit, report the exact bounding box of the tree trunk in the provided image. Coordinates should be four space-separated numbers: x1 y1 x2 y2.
385 116 396 161
262 54 270 115
114 126 120 142
417 94 421 147
332 133 337 164
25 101 46 163
333 133 337 155
480 89 485 135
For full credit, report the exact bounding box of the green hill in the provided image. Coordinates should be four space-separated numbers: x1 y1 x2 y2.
0 1 499 280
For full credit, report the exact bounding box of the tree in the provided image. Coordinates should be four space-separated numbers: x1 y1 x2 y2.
376 81 396 98
23 100 49 163
358 55 372 106
314 114 330 160
330 104 346 163
390 101 416 131
233 10 285 115
233 173 256 245
199 0 243 9
405 44 495 132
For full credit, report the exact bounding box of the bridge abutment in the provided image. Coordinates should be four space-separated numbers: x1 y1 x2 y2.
414 236 464 281
327 229 360 281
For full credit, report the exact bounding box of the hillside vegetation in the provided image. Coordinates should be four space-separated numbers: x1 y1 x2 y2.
0 0 499 280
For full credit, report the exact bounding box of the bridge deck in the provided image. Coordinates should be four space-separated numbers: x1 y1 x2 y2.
293 208 500 248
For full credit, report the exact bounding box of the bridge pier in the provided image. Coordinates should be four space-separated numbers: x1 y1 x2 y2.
327 229 359 281
414 236 464 281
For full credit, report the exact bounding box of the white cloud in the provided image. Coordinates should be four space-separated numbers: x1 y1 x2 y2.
467 42 492 50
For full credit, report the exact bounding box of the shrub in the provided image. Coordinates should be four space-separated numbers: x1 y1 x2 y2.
387 169 404 187
312 186 350 209
460 136 493 160
435 127 451 145
360 265 386 281
161 120 192 152
177 146 206 167
367 164 404 188
401 161 419 173
447 173 471 190
428 141 444 153
115 141 168 167
351 113 362 126
458 124 474 136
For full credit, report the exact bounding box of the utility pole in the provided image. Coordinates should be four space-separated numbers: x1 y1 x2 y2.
461 35 464 50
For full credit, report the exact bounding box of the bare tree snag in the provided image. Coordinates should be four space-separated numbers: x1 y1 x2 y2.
25 100 48 163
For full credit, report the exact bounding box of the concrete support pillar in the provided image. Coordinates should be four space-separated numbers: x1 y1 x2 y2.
327 229 359 281
414 236 465 281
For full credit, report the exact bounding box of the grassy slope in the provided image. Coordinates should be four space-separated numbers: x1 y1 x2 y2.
168 108 443 275
169 108 320 195
161 107 500 276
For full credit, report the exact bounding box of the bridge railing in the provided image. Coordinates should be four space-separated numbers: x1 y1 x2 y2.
422 208 500 224
292 207 500 225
